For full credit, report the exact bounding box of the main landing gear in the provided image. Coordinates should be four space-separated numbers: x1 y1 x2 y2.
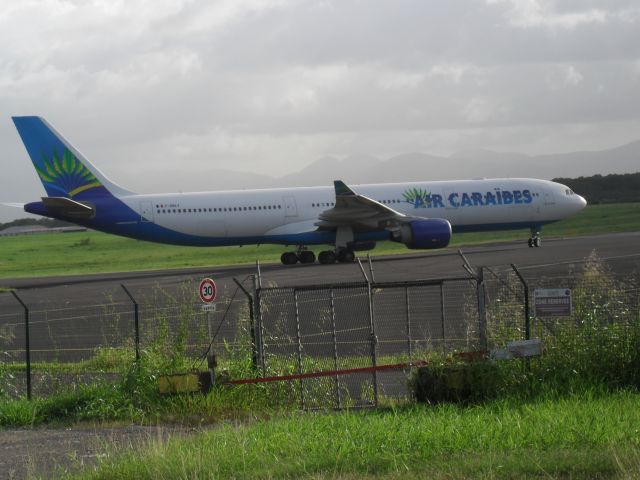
318 249 355 264
527 228 541 248
280 248 316 265
280 248 356 265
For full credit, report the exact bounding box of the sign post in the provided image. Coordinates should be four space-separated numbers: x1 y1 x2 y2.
199 278 218 348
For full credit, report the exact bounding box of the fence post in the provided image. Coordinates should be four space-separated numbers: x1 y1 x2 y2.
233 277 258 372
10 291 31 400
477 268 488 349
510 264 530 340
120 284 140 362
405 286 412 361
293 289 305 409
357 258 378 407
367 254 376 283
252 273 266 376
440 282 447 353
458 249 487 349
329 288 342 408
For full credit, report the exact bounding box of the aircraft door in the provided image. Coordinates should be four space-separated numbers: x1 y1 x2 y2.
283 195 298 217
139 201 155 223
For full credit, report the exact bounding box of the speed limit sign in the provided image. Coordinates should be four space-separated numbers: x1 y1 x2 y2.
198 278 217 303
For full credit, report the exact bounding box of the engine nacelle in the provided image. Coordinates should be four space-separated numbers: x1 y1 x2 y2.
393 218 452 249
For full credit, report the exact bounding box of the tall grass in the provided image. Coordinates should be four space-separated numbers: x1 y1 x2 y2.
0 282 301 427
414 252 640 403
67 391 640 479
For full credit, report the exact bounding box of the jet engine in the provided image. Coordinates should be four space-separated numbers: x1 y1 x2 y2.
392 218 452 249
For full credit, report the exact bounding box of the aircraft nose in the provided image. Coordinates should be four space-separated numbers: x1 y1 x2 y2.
576 195 587 212
577 195 587 210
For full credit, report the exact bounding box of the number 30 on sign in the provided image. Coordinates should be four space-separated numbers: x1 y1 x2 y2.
199 278 217 303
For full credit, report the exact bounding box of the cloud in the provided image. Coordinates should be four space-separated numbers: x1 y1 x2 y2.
1 0 640 223
486 0 607 30
545 64 584 89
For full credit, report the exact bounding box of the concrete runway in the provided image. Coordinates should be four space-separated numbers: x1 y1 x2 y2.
1 232 639 309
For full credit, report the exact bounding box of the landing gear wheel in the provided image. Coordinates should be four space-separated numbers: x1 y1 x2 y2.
280 252 298 265
533 237 541 248
298 250 316 264
527 238 534 248
337 249 355 263
318 250 337 264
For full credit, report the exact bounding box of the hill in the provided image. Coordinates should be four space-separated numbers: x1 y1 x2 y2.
552 172 640 204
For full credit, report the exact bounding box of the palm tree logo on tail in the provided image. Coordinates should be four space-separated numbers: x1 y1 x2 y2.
35 149 102 198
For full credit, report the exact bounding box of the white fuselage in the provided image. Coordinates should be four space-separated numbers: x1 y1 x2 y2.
117 178 586 245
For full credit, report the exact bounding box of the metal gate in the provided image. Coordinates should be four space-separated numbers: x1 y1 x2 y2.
255 277 479 408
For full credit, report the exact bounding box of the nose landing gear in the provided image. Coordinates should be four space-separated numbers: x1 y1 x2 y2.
527 229 541 248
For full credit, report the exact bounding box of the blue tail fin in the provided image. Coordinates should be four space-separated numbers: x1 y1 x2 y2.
12 116 132 200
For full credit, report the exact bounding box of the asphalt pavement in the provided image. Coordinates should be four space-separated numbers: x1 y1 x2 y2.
1 232 639 309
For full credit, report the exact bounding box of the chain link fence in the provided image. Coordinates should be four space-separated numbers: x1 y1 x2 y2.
484 255 640 357
0 281 253 399
1 254 638 407
255 277 480 408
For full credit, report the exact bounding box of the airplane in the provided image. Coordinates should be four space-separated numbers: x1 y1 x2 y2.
7 116 587 265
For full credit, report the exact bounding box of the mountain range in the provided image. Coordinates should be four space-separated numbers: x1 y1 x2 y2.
105 139 640 193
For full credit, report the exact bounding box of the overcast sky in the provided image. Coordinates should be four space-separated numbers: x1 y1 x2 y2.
1 0 640 221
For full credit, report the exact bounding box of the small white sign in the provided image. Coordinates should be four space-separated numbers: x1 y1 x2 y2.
534 288 572 317
202 304 216 312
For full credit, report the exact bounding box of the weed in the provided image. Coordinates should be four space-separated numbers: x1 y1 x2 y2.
413 253 640 403
70 237 92 247
66 391 640 479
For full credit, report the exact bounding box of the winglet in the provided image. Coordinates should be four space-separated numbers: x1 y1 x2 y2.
334 180 356 196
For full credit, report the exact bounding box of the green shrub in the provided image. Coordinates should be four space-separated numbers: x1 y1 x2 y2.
413 253 640 403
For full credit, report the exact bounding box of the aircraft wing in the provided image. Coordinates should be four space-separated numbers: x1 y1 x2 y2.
1 203 26 209
315 180 422 231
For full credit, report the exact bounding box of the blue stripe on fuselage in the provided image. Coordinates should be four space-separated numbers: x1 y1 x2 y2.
27 193 553 247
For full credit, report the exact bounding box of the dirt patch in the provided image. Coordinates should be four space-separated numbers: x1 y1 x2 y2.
0 425 194 479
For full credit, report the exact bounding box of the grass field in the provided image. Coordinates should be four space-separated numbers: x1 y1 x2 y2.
1 203 638 279
67 391 640 479
0 250 636 478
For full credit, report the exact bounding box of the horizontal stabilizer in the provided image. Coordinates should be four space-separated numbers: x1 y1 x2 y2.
42 197 95 219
